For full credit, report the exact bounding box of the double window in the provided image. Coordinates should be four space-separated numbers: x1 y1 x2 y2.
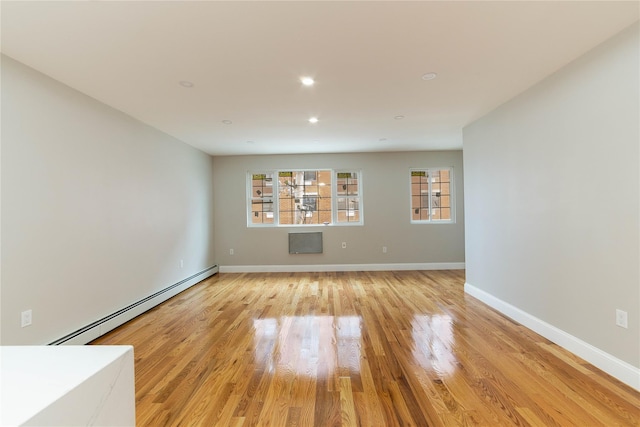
248 170 362 227
410 168 454 223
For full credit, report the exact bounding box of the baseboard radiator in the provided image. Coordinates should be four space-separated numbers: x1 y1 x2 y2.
49 264 219 346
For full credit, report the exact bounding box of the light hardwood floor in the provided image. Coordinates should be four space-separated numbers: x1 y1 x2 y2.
92 271 639 426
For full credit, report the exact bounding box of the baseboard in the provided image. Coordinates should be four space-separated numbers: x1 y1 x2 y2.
219 262 465 273
50 265 219 345
464 282 640 391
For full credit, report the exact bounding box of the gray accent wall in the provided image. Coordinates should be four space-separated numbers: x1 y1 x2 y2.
1 56 216 345
463 24 639 367
212 151 465 268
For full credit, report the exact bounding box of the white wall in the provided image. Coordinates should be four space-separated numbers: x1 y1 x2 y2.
1 56 216 345
463 23 639 378
212 151 465 270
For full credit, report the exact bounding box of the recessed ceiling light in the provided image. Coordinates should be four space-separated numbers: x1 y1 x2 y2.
222 120 232 125
421 72 438 81
301 77 315 86
179 80 194 88
394 115 405 120
308 117 319 124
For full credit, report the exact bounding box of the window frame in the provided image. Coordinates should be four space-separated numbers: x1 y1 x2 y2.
333 170 364 226
409 167 455 224
247 169 363 227
247 171 276 227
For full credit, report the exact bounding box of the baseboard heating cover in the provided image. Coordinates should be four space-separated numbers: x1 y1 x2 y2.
49 264 219 346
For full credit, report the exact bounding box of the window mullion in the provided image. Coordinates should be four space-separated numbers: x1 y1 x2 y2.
273 173 280 226
425 169 432 221
332 173 337 224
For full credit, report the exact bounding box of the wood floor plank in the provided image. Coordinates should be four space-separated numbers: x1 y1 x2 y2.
339 377 358 427
92 270 640 426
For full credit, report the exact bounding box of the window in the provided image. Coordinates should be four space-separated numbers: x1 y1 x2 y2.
410 168 454 223
336 172 361 223
250 173 274 225
278 170 332 225
248 169 362 226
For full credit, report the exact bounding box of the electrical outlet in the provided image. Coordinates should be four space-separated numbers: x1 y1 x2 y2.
382 246 387 253
341 242 347 249
616 309 628 329
180 259 184 268
230 248 234 255
21 310 32 328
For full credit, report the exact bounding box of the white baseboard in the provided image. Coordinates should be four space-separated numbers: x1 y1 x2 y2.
464 282 640 391
52 265 219 345
219 262 465 273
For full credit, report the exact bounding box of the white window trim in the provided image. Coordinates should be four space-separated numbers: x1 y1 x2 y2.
409 167 455 224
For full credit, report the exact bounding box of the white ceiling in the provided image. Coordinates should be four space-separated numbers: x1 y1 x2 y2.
2 1 638 156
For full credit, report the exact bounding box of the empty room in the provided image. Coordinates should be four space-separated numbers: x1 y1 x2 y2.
1 1 638 426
